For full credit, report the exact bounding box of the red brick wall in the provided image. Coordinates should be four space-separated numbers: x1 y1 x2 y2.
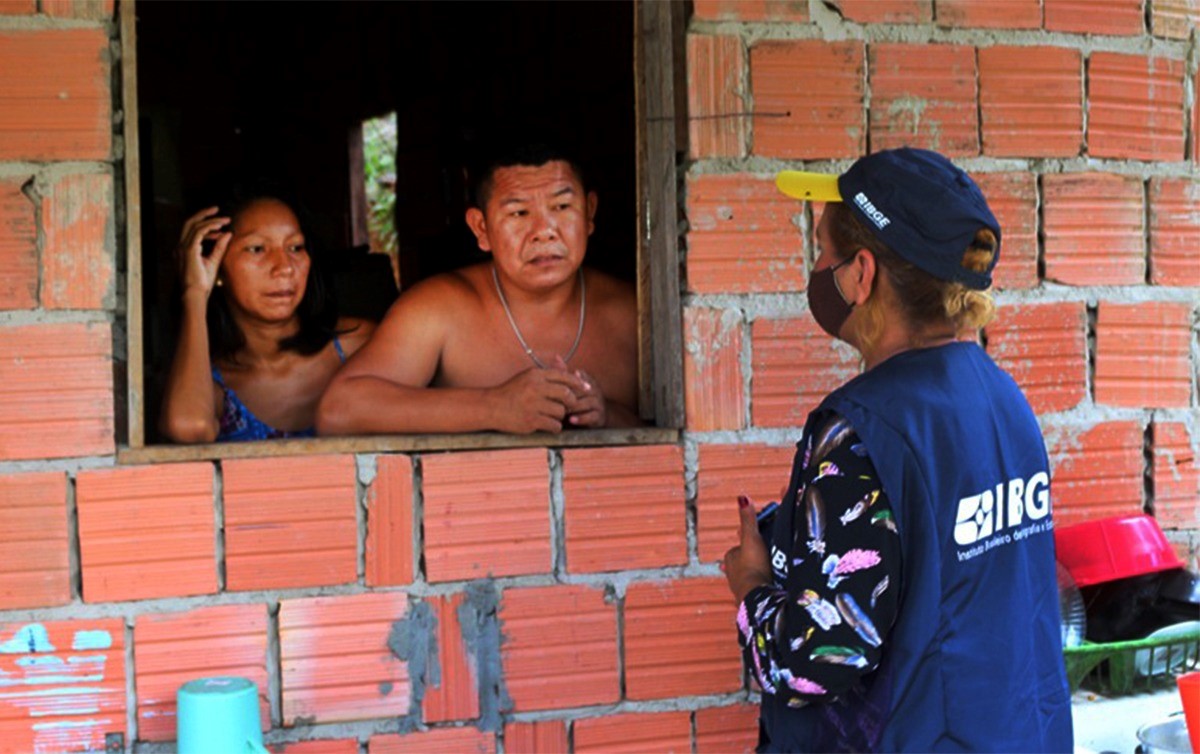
0 2 1195 751
685 3 1199 553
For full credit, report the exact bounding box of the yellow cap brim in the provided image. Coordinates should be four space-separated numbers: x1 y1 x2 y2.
775 171 842 202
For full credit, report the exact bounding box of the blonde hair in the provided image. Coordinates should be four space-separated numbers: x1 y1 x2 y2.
825 204 996 352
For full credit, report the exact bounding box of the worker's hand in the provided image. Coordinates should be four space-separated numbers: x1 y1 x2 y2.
723 495 774 603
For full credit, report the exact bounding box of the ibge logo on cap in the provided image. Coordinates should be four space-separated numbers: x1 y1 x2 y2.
853 192 890 229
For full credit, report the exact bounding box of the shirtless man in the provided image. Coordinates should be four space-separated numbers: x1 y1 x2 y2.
316 145 639 434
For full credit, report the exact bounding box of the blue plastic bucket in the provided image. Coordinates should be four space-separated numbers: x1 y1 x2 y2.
176 676 268 754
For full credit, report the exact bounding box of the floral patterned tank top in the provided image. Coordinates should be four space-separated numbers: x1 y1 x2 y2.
212 336 345 442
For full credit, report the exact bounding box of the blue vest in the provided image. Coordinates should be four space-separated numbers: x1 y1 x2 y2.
765 342 1072 753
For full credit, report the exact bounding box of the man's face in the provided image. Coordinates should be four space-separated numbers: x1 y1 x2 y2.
467 160 597 292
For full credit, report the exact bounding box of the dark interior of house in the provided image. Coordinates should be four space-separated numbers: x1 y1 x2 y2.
135 0 635 440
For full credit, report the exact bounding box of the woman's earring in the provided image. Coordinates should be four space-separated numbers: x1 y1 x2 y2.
215 277 224 287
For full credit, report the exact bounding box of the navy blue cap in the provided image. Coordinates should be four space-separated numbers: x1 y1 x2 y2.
777 148 1001 290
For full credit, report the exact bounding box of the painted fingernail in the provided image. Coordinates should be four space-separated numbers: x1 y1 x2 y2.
737 495 750 509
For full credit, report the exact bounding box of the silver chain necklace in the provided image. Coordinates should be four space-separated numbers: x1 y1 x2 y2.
491 264 586 369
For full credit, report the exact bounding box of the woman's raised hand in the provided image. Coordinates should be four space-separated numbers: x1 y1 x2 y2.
176 206 232 298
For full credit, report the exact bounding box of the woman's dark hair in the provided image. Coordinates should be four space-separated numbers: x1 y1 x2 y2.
205 181 340 362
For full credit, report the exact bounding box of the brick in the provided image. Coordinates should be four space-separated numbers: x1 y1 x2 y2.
76 463 216 602
1167 537 1193 565
0 178 37 310
0 1 36 13
500 584 618 712
505 720 568 754
1152 0 1200 38
134 604 269 742
695 444 796 562
366 454 414 587
979 46 1082 158
268 741 359 754
936 0 1041 28
751 316 860 428
685 173 805 294
279 592 410 725
423 593 479 724
1095 301 1193 408
574 710 691 754
684 307 745 431
0 29 111 160
0 322 114 460
1149 177 1200 287
1044 0 1143 35
811 201 830 246
422 449 551 582
624 578 742 700
0 618 125 752
0 472 69 610
562 445 686 572
224 454 357 591
687 35 747 159
42 0 113 19
42 172 115 310
1045 421 1144 526
750 40 864 159
696 703 760 754
836 0 931 23
1088 53 1186 161
985 302 1088 415
1151 422 1199 529
692 0 808 22
971 172 1038 290
370 728 495 754
869 44 978 156
1042 173 1144 285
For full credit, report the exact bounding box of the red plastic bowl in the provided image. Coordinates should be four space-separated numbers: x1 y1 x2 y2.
1054 514 1185 588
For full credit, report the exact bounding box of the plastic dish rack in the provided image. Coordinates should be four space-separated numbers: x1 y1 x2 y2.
1064 628 1200 694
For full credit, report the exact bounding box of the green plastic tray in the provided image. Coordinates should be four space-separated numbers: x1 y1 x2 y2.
1063 628 1200 694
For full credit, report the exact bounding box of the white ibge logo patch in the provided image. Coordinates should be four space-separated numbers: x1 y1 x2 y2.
772 548 787 573
954 471 1050 546
854 192 891 229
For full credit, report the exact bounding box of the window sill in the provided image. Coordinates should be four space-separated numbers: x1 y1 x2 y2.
117 427 681 465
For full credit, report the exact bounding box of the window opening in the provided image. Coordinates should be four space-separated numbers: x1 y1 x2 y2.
360 112 400 288
123 0 683 457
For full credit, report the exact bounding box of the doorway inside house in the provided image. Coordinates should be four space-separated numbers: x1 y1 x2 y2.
135 0 636 441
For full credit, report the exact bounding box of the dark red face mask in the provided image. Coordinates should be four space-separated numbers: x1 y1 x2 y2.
807 257 855 340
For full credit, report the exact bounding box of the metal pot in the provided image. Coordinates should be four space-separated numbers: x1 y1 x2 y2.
1160 569 1200 606
1135 716 1192 754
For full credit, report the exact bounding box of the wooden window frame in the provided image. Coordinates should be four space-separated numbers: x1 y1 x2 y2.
117 0 685 464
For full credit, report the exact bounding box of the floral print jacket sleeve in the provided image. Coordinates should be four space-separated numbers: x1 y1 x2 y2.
736 412 902 704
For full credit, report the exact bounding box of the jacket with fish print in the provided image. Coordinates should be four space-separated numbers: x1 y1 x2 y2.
736 411 901 705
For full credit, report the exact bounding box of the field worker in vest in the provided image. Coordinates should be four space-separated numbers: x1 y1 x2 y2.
316 142 639 434
722 148 1073 752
